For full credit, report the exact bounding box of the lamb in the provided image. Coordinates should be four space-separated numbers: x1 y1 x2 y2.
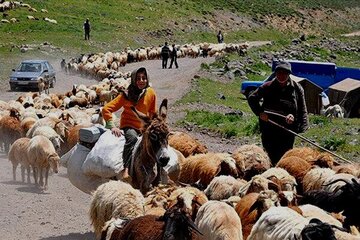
195 200 243 240
247 206 337 240
8 137 31 183
168 131 208 157
27 135 60 190
204 175 247 200
89 180 145 240
231 144 271 181
178 152 239 187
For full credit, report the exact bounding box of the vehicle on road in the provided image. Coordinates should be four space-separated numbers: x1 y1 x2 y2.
9 60 56 91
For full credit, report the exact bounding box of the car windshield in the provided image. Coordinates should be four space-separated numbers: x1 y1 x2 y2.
17 63 42 72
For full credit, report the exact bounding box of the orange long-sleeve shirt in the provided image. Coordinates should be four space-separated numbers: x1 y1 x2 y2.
102 87 156 130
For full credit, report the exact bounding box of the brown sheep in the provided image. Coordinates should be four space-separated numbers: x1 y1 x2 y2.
276 156 312 193
8 137 31 183
168 131 208 157
0 108 23 153
20 117 36 136
281 147 336 168
60 123 93 156
178 152 239 187
232 144 271 181
235 190 280 240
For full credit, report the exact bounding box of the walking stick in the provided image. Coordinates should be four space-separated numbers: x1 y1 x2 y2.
264 111 353 164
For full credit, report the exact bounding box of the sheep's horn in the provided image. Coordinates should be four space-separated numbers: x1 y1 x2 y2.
177 181 190 187
331 225 348 233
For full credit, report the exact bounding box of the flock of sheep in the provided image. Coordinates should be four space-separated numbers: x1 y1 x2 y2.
1 4 359 237
1 76 360 239
0 1 56 24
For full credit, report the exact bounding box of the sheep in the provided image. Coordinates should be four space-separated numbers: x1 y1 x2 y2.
27 135 60 190
231 144 271 181
168 131 208 157
0 108 23 153
68 96 88 108
144 184 178 216
302 168 336 192
8 137 31 183
195 200 243 240
89 180 145 240
101 204 203 240
276 156 312 193
43 17 57 24
204 175 247 200
26 116 68 140
31 126 63 152
98 89 118 106
247 206 337 240
321 173 355 192
235 190 280 240
167 186 208 221
260 167 297 192
281 147 335 168
178 152 239 187
299 178 360 229
20 116 37 135
60 123 93 156
324 104 344 118
299 204 343 228
238 175 276 197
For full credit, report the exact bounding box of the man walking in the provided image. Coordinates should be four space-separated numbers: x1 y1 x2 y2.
217 30 224 43
169 44 178 69
83 18 91 40
161 42 170 69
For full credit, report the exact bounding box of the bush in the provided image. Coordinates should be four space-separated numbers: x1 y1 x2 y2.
322 136 346 151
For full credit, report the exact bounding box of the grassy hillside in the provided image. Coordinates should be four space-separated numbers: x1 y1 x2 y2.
1 0 360 53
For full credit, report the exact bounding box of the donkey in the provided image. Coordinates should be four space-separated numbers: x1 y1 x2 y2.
130 99 171 194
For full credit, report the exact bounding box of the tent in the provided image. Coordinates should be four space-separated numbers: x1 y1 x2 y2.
328 78 360 118
292 75 323 114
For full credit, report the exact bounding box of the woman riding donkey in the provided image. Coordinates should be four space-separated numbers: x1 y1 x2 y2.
102 67 157 182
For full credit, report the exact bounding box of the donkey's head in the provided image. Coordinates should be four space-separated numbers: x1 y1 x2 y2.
131 99 170 167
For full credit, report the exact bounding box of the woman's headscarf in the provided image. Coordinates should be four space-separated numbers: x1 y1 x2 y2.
123 67 149 103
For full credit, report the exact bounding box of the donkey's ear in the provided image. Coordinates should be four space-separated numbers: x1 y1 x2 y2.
131 106 151 123
159 99 168 119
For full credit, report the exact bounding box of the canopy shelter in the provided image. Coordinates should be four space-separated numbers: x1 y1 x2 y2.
328 78 360 118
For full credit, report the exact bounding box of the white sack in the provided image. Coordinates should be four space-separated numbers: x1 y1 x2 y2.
82 130 125 178
67 143 108 194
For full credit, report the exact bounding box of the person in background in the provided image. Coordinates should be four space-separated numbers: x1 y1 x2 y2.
83 18 91 40
161 42 170 69
169 43 178 69
247 61 308 164
102 67 157 180
217 30 224 43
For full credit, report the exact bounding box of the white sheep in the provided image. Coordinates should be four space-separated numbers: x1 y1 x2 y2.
204 175 247 200
89 180 145 240
31 125 63 152
299 204 343 228
195 200 243 240
27 135 60 190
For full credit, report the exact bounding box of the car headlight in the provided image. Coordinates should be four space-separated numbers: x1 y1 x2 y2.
10 77 17 81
